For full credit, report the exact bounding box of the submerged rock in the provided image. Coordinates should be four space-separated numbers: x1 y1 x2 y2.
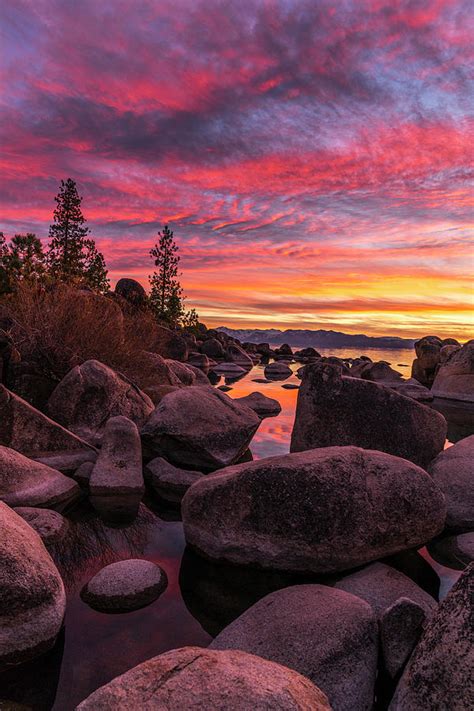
431 340 474 402
0 385 94 456
81 559 167 612
290 363 446 467
76 646 331 710
144 457 203 504
141 386 260 471
48 360 154 444
90 416 144 522
14 507 69 545
390 564 474 710
211 584 377 711
0 445 80 510
428 434 474 531
234 391 282 418
182 446 446 573
0 501 66 669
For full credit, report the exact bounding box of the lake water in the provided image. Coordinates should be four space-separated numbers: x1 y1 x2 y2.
2 349 472 710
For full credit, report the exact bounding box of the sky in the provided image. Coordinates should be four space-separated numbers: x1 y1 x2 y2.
1 0 473 339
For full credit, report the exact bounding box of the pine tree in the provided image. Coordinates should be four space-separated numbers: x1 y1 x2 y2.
47 178 109 293
149 225 183 325
0 233 46 294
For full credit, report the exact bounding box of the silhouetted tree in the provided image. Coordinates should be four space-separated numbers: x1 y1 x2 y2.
148 225 198 327
0 233 47 294
47 178 109 293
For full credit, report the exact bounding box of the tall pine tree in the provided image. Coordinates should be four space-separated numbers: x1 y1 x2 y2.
47 179 109 293
149 225 183 325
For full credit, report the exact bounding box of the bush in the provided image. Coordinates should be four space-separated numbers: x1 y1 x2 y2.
0 283 168 387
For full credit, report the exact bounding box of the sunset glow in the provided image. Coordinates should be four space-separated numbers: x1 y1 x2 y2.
1 0 473 338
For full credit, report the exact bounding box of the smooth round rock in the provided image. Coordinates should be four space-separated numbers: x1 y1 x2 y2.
264 362 292 380
81 559 167 612
76 646 332 710
13 507 69 545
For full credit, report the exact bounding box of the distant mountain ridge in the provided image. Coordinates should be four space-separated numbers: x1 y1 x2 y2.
217 327 415 350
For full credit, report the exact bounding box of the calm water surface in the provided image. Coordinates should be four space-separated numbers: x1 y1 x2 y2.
1 348 472 710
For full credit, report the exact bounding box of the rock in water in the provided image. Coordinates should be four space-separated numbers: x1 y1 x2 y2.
182 446 446 573
290 363 446 467
76 646 331 710
390 564 474 710
81 559 167 612
431 340 474 402
144 457 203 504
47 360 154 444
141 386 260 471
264 362 292 380
211 584 377 711
0 501 66 669
428 434 474 531
0 445 80 510
90 416 144 522
234 391 282 418
0 384 94 456
428 532 474 569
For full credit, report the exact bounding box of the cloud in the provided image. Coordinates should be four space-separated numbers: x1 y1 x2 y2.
0 0 472 338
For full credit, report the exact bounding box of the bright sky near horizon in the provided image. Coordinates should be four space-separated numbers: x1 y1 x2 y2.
1 0 473 339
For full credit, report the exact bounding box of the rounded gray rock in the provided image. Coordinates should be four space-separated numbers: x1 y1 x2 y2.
428 435 474 531
211 584 377 711
81 559 168 612
182 446 446 574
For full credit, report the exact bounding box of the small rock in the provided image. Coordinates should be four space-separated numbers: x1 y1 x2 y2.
212 362 247 375
90 416 144 522
218 385 233 392
234 391 281 418
252 377 271 383
0 445 81 511
264 362 292 380
144 457 203 504
381 598 427 677
81 559 167 612
282 383 299 389
14 507 69 545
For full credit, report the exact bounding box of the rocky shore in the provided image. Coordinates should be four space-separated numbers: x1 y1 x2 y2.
0 281 473 710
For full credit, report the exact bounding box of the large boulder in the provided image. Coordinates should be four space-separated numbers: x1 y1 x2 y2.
226 343 253 368
0 445 80 510
127 351 181 391
234 391 282 419
0 501 66 669
211 584 377 711
431 340 474 402
411 337 441 387
359 362 403 382
90 416 144 522
390 564 473 710
264 362 292 380
0 385 94 456
165 359 196 385
47 360 154 444
81 559 167 612
76 646 331 710
428 435 474 531
182 446 446 573
290 363 446 467
385 378 433 402
141 386 260 471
